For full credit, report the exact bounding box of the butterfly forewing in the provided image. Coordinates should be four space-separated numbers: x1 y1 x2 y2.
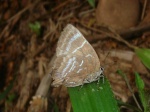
52 24 100 87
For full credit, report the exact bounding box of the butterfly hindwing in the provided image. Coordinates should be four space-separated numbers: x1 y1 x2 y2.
52 24 100 87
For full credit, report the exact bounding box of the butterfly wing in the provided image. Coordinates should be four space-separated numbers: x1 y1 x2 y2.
52 24 100 87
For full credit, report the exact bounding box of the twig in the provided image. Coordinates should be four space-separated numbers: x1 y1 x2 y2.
0 0 40 40
51 0 71 12
141 0 147 20
80 21 150 40
79 22 139 50
78 9 95 17
7 0 40 23
106 27 139 50
118 70 143 111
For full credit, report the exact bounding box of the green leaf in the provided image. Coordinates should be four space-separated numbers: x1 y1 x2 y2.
87 0 95 8
116 70 125 78
7 93 16 102
0 80 14 101
7 94 15 101
135 72 144 90
29 21 41 36
68 78 119 112
52 102 59 112
135 48 150 69
135 72 150 112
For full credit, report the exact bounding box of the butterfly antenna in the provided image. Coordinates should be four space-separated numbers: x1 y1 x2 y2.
103 50 118 69
102 51 110 69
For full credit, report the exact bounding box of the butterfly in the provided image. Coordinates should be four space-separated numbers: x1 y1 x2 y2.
51 24 104 87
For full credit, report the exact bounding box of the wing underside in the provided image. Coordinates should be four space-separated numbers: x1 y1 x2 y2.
52 24 100 87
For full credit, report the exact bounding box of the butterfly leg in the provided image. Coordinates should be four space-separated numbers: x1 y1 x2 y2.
100 73 104 83
97 73 104 86
78 82 85 91
78 78 90 91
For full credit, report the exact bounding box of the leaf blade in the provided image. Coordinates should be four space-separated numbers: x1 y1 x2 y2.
135 48 150 69
68 78 119 112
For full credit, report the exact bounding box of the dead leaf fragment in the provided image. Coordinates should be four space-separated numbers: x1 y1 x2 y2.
96 0 140 31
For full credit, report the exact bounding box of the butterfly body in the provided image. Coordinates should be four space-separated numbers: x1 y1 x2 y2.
52 24 103 87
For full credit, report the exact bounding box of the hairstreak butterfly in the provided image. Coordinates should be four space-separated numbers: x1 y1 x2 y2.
52 24 104 87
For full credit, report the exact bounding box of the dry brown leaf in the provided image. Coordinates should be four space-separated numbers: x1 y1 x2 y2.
96 0 140 31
